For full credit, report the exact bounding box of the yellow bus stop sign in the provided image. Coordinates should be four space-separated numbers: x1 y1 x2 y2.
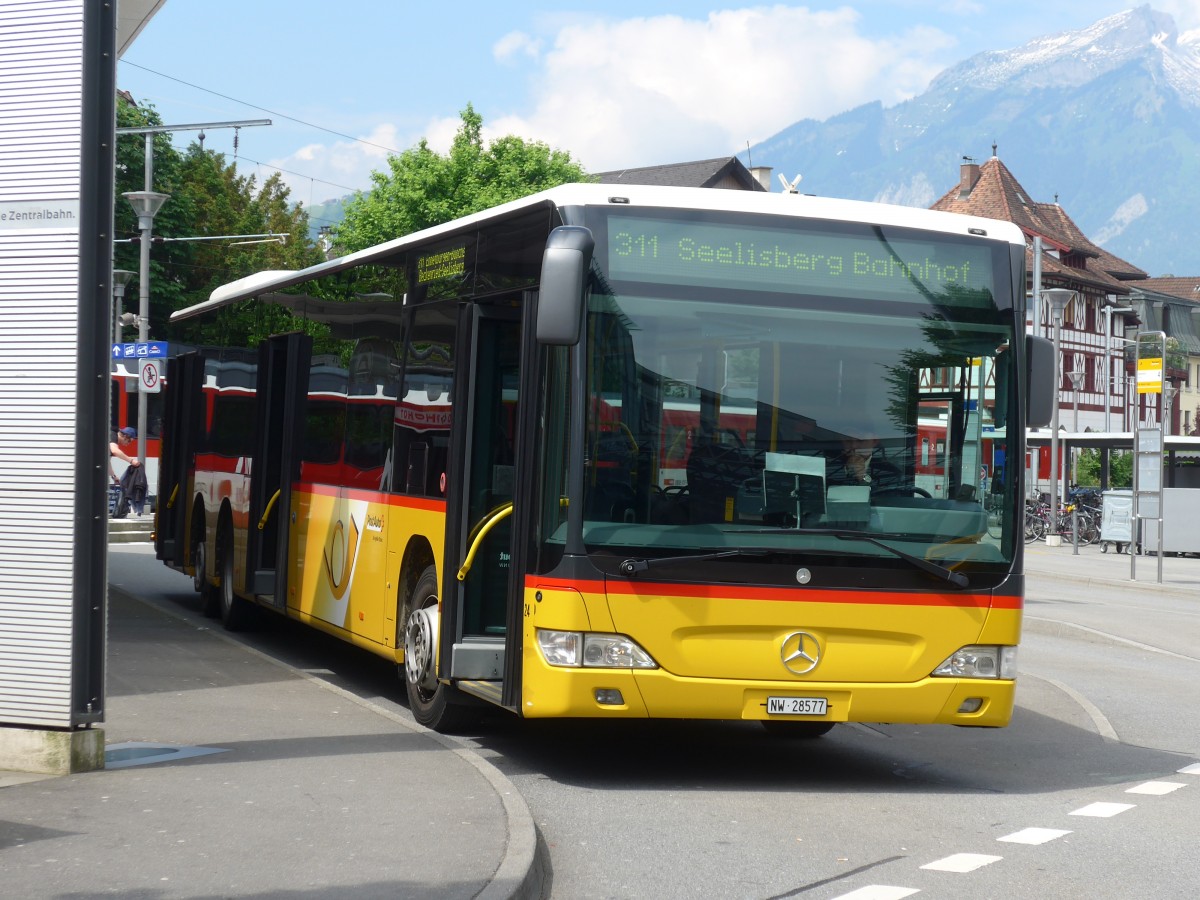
1136 357 1162 394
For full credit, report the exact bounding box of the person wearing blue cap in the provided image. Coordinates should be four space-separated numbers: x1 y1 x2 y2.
110 426 139 474
109 426 145 517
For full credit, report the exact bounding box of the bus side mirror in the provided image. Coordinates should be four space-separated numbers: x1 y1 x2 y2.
537 225 594 346
1025 335 1054 427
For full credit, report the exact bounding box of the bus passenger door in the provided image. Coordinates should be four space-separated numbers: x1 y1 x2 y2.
155 352 203 568
246 332 312 606
442 305 524 705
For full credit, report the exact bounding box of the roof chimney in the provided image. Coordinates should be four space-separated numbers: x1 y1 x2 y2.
748 166 773 191
959 157 981 198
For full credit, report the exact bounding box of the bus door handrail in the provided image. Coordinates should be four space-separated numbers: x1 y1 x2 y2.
456 497 568 582
457 502 513 581
258 489 282 531
166 483 179 509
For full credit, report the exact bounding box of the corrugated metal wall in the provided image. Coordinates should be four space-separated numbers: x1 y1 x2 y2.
0 0 86 727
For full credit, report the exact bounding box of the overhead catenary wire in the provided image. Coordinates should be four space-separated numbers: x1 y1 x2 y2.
235 155 362 196
121 60 404 156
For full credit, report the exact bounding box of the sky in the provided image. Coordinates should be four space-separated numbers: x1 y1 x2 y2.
118 1 1200 216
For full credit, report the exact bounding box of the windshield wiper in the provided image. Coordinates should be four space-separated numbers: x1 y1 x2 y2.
618 548 769 577
740 527 969 589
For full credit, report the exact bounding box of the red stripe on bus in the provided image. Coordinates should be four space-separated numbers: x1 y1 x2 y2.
294 482 448 513
526 576 1020 609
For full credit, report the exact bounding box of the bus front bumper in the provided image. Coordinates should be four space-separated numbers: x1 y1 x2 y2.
520 664 1015 727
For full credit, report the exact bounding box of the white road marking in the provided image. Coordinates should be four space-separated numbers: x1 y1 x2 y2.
1023 671 1119 742
837 767 1188 899
998 827 1072 845
1126 781 1186 795
920 853 1002 873
1070 801 1136 817
830 887 920 900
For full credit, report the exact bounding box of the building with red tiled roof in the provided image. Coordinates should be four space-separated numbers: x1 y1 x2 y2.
930 151 1170 438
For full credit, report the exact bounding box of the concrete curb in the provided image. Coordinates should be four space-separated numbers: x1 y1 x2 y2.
107 584 545 900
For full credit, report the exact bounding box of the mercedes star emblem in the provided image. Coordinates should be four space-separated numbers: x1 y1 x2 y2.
780 630 821 675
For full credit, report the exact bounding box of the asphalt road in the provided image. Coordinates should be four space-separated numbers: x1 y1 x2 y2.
109 546 1200 899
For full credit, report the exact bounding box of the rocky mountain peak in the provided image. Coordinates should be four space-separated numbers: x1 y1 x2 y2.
749 6 1200 276
929 5 1188 95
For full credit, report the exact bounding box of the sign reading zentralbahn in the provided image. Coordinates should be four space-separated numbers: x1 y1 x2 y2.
0 199 80 229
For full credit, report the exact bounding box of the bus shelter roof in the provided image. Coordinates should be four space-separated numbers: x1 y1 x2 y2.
1025 429 1200 455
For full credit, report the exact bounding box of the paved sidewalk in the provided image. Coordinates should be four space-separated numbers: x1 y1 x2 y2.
0 588 542 899
1024 538 1200 593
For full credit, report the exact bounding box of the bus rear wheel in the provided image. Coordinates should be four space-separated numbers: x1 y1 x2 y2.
217 523 251 631
193 532 219 618
403 566 477 732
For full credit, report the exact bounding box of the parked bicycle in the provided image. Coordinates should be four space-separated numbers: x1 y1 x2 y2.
1024 496 1099 545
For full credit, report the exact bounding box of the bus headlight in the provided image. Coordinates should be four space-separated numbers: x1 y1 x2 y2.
932 645 1017 680
537 629 658 669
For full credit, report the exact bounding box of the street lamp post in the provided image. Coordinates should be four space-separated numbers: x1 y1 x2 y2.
111 269 135 345
1068 370 1084 488
1123 323 1141 432
1164 384 1178 436
122 188 169 470
1043 288 1075 546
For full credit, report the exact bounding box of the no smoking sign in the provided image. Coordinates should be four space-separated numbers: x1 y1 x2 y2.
139 358 162 393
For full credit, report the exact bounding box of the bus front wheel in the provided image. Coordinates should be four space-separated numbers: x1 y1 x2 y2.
403 566 476 732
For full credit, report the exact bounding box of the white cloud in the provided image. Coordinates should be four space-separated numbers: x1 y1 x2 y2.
1157 0 1200 33
265 123 401 202
937 0 985 15
494 30 542 63
265 7 964 196
489 8 957 171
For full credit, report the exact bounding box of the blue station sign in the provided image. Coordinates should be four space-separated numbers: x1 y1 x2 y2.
111 341 169 360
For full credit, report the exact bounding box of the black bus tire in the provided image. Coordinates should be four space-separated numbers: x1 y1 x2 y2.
194 531 219 618
403 566 478 732
217 522 252 631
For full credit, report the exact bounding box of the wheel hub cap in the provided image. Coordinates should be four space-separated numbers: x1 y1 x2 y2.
405 606 439 691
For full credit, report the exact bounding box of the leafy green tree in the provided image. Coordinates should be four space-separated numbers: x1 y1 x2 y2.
169 146 325 347
1077 449 1132 488
335 104 590 253
114 94 325 349
114 98 193 337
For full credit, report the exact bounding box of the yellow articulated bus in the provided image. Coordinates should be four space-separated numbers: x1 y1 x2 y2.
155 184 1053 734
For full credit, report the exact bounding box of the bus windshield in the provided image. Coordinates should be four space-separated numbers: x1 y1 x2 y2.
575 208 1019 580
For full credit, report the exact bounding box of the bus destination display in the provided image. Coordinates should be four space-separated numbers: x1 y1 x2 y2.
606 215 995 301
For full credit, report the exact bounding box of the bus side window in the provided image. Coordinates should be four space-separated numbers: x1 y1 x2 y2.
394 303 455 497
405 442 429 494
